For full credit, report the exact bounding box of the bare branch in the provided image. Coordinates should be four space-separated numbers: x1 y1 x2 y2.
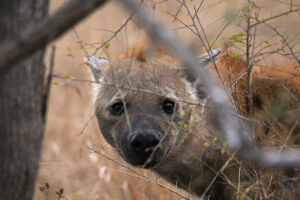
92 11 135 55
250 7 300 28
258 20 300 66
0 0 108 75
117 0 300 167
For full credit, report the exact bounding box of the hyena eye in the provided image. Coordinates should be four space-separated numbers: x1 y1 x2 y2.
162 99 175 115
109 101 124 116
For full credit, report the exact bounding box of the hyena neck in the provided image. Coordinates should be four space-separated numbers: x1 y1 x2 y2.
153 132 232 199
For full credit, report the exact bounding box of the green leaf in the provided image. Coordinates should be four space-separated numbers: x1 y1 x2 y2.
65 74 71 79
53 81 59 85
231 32 244 43
232 32 244 38
245 188 250 194
65 52 73 57
232 53 241 63
233 38 243 43
117 68 123 73
264 41 271 46
104 42 110 49
241 2 255 19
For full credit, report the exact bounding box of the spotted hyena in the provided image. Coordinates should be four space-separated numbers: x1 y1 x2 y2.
85 47 300 200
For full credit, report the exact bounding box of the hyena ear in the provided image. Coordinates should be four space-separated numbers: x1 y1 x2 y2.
179 48 222 83
178 48 222 99
198 48 221 67
84 55 110 82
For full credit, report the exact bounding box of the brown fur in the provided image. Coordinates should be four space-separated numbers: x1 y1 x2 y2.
87 44 300 200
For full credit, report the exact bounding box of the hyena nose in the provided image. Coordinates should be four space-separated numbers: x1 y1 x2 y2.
130 130 160 153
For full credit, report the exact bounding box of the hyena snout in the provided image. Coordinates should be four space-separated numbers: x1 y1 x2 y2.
130 129 160 153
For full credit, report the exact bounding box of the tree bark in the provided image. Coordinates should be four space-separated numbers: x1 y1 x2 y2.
0 0 49 199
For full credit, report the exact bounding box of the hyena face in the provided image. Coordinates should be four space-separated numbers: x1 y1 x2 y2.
85 49 220 168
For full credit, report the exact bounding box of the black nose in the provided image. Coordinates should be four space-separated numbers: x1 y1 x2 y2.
130 130 160 153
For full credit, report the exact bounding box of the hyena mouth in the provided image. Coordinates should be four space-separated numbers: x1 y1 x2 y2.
144 160 158 169
129 148 161 169
142 148 162 169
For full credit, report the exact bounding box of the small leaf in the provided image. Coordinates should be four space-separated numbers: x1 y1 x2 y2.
56 188 64 196
232 53 241 63
177 121 183 126
183 124 189 129
213 137 218 142
65 52 73 57
53 81 59 85
244 188 250 194
241 3 255 19
197 131 202 136
203 142 209 147
65 74 71 79
234 38 243 43
232 32 244 38
221 148 226 154
264 41 271 46
104 42 110 49
231 32 244 43
194 117 199 123
39 186 44 192
117 68 123 73
81 62 88 66
223 141 228 148
77 40 83 45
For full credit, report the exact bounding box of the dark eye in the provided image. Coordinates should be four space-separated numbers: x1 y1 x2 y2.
109 102 124 116
162 99 175 115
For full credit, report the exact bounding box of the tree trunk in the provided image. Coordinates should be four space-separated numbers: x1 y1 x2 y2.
0 0 49 199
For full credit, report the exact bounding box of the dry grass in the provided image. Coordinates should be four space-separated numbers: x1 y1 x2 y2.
34 0 300 199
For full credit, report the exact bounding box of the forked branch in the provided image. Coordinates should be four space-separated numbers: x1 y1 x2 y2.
0 0 108 74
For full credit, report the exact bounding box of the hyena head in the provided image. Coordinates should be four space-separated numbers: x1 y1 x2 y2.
85 49 220 168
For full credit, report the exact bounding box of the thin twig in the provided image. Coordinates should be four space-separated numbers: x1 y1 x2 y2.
250 7 300 28
92 11 135 55
88 147 190 199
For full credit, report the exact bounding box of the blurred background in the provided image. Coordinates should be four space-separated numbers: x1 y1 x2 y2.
34 0 300 199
